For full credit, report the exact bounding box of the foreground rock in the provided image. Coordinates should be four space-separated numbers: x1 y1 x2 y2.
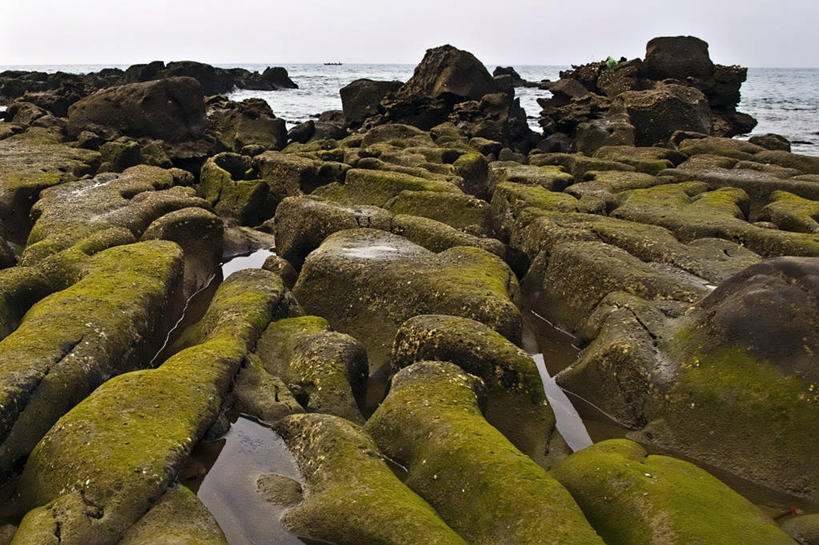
552 439 796 545
0 241 184 484
11 269 294 544
293 229 522 365
276 413 467 545
392 314 561 466
366 362 605 545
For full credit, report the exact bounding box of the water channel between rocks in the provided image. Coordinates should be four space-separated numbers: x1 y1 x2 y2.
181 247 818 544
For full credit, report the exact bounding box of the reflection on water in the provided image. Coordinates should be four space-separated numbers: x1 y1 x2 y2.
186 417 306 545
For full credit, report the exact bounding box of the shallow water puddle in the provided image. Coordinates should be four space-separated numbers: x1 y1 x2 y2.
222 248 274 277
186 417 307 545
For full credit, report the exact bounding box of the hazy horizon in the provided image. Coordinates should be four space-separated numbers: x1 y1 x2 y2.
2 0 818 69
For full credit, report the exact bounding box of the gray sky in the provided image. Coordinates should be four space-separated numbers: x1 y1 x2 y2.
2 0 817 67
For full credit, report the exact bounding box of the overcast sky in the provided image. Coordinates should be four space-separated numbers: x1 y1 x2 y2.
2 0 817 67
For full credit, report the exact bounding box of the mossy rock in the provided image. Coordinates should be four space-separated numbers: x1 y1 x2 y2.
661 165 819 207
533 240 709 331
233 354 305 425
198 153 269 225
293 229 521 367
780 514 819 545
635 257 819 500
23 165 207 264
275 413 467 545
365 361 605 545
272 195 503 268
392 314 559 466
753 149 819 175
592 145 678 175
452 152 489 198
254 150 341 198
313 168 461 208
515 211 760 284
677 136 765 160
272 196 393 267
384 189 493 235
0 129 101 243
11 269 292 545
360 124 435 148
254 315 367 423
261 254 298 288
141 207 224 293
612 183 819 257
99 137 141 173
0 241 184 483
119 485 229 545
529 152 636 179
551 439 796 545
488 161 574 195
391 214 505 258
760 191 819 233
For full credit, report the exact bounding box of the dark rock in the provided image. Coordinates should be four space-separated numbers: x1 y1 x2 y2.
123 60 166 83
612 83 711 146
449 92 535 150
547 78 591 104
396 44 497 102
207 97 287 152
313 109 347 140
644 36 715 80
261 66 298 89
162 60 233 95
288 120 316 144
340 79 403 126
493 66 538 88
67 77 207 142
749 133 791 152
536 132 573 153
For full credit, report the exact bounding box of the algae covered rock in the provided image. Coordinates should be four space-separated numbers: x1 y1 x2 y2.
11 269 292 545
119 485 228 545
276 413 468 545
366 361 605 545
551 439 794 545
254 316 367 423
392 314 559 465
293 229 522 366
0 241 184 482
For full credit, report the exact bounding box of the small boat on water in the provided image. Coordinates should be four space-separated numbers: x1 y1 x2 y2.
324 62 343 66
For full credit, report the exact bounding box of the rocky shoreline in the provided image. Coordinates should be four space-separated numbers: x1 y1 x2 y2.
0 36 817 545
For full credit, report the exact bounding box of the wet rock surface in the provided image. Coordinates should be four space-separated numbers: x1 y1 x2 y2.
0 34 816 545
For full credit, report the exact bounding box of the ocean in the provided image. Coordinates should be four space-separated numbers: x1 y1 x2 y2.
2 64 817 155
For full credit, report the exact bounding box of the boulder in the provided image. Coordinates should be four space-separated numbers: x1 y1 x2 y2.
612 83 711 146
67 77 207 142
392 315 560 466
366 361 605 545
276 413 467 545
254 316 367 423
552 439 796 545
207 97 287 153
643 36 715 80
261 66 298 89
292 229 521 366
395 44 497 102
449 92 535 149
340 79 403 126
749 133 791 152
287 120 315 144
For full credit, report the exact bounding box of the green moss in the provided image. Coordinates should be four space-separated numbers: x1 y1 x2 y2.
760 190 819 233
365 361 604 545
551 439 795 545
313 168 461 208
640 332 819 500
613 183 819 257
384 189 493 235
293 229 522 368
254 315 366 422
120 485 228 545
392 314 557 465
390 214 505 257
12 269 289 544
0 241 184 481
276 413 467 545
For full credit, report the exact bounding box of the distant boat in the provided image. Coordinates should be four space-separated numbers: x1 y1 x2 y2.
324 62 343 66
